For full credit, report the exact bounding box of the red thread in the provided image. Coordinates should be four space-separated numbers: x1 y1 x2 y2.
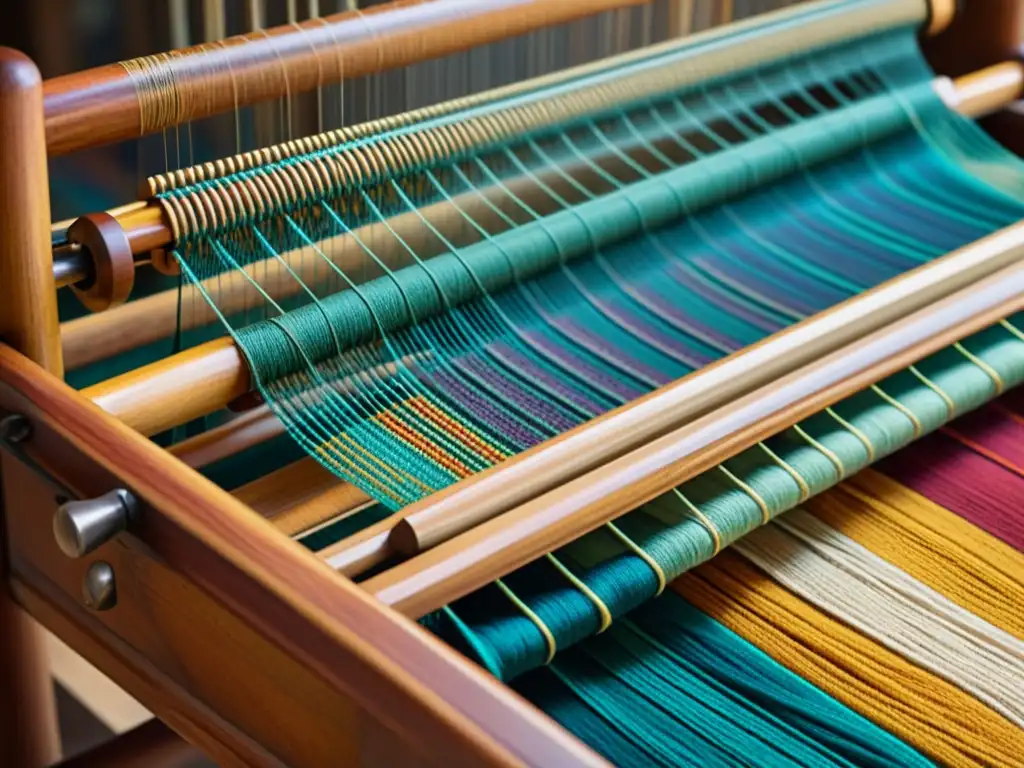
881 401 1024 552
939 403 1024 478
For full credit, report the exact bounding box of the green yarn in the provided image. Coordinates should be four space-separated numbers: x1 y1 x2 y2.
513 592 933 767
159 18 1024 511
431 322 1024 681
222 52 941 383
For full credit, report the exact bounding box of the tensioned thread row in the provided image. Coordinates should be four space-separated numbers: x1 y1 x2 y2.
154 27 895 244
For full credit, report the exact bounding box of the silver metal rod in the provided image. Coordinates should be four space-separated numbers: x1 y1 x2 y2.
52 245 91 288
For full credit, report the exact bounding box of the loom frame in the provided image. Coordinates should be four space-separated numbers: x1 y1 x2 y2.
0 0 1021 765
0 345 605 767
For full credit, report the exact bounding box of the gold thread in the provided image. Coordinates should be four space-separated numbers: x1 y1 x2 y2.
120 53 183 134
495 579 557 665
718 464 772 524
907 364 957 419
545 554 613 633
822 407 875 463
871 385 922 439
953 342 1005 396
604 522 668 596
791 423 846 480
755 441 810 502
1000 318 1024 343
670 488 722 555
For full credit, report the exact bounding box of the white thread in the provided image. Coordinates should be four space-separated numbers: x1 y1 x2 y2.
734 509 1024 728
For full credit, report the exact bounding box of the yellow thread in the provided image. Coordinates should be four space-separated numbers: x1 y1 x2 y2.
907 365 956 419
1000 318 1024 343
675 549 1024 767
717 464 772 524
495 579 556 664
313 442 402 506
671 488 722 555
953 342 1005 396
545 554 613 633
823 408 875 463
756 442 810 502
605 522 668 596
409 396 510 463
120 52 184 134
327 432 434 494
871 385 922 439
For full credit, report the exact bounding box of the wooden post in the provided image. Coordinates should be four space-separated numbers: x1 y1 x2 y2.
923 0 1024 155
0 47 64 767
923 0 1022 77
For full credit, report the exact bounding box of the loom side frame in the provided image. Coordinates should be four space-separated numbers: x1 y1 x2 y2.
0 343 607 768
0 46 62 768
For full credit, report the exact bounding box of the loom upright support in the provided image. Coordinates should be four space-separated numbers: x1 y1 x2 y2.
0 47 62 768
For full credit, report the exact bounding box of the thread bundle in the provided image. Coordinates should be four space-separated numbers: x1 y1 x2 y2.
880 394 1024 550
509 399 1024 767
428 319 1024 680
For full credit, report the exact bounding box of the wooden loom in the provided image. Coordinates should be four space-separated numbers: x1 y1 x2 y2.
0 0 1022 764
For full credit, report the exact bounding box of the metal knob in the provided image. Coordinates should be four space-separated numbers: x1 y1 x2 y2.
82 562 117 611
53 489 137 558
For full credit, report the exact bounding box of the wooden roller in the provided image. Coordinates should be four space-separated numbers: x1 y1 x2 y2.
43 0 651 156
42 0 957 157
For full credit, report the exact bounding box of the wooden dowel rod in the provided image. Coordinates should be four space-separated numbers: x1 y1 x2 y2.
118 206 170 255
83 338 249 438
42 0 649 156
232 457 372 537
168 405 282 468
364 262 1024 617
321 519 399 577
936 62 1024 118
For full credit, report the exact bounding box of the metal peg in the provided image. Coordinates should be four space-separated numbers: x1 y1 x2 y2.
82 562 117 611
0 413 31 444
53 489 137 558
